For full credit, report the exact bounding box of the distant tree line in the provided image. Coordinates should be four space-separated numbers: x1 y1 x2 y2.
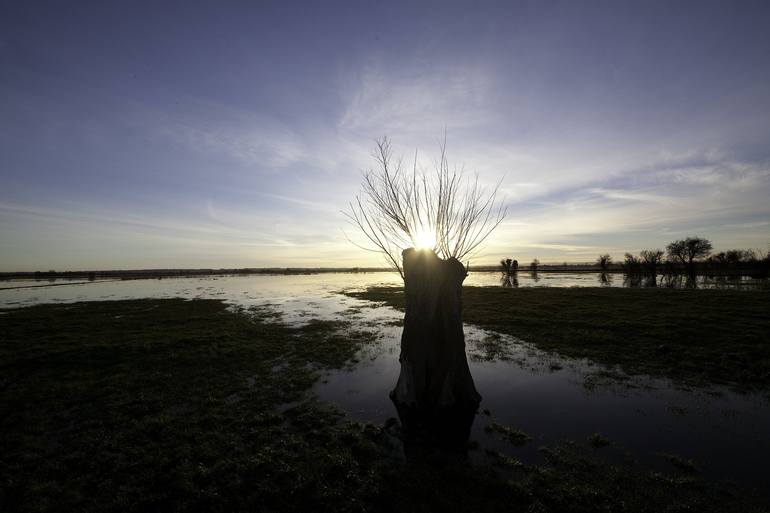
605 236 770 278
498 236 769 282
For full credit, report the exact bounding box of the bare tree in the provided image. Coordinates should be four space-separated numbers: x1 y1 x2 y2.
345 137 506 278
499 258 519 288
500 258 514 274
623 252 642 274
640 249 664 273
346 137 507 441
596 254 612 270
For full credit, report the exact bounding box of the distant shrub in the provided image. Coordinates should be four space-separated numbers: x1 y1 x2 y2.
595 254 612 270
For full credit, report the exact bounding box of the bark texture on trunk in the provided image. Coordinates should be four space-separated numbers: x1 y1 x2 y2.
391 248 481 420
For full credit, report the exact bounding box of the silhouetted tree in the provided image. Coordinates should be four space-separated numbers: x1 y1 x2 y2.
346 137 506 277
727 249 753 265
622 252 641 273
596 254 612 270
666 237 712 274
346 137 506 440
708 252 728 268
640 249 664 273
500 258 520 288
754 248 770 277
709 249 754 271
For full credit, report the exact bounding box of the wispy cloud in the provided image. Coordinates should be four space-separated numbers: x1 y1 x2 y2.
337 60 495 136
155 109 309 170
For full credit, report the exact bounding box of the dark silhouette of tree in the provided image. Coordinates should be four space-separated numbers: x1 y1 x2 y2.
622 252 641 273
595 254 612 270
640 249 664 274
708 252 728 267
500 258 519 288
666 237 712 274
709 249 755 271
727 249 753 265
346 137 506 278
346 137 506 442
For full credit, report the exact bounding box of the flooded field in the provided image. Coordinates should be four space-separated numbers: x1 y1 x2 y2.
1 272 769 492
2 269 767 294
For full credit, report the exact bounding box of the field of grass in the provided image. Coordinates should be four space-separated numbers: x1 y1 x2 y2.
346 286 770 390
1 298 768 512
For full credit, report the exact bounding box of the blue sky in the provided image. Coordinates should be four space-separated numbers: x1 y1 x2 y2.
1 0 769 270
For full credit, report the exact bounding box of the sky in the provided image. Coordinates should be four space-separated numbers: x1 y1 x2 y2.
1 0 769 271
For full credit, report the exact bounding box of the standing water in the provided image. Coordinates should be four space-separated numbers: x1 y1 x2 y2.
1 272 768 492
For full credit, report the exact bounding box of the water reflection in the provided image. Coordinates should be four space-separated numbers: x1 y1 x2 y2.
598 272 613 286
2 271 768 299
317 297 770 491
499 271 519 288
393 398 477 450
624 272 659 288
612 271 770 289
658 273 692 288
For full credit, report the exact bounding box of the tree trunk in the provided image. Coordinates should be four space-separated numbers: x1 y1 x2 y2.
391 248 481 442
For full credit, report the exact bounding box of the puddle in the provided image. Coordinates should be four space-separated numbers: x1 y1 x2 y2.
315 303 770 490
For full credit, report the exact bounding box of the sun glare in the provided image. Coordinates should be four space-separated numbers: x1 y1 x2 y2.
414 229 436 250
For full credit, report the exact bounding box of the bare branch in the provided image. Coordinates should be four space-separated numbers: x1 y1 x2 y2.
345 136 507 277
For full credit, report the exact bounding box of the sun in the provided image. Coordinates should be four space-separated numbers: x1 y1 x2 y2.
414 228 436 250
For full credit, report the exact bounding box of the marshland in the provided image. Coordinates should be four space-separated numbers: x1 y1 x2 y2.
2 271 769 512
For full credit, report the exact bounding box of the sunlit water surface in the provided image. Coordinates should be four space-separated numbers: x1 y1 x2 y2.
1 272 768 492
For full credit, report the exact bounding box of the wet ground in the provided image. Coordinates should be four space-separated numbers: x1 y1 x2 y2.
1 272 768 491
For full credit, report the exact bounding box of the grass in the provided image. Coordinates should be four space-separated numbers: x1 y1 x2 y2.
345 286 770 390
484 423 532 446
1 298 767 512
0 299 379 512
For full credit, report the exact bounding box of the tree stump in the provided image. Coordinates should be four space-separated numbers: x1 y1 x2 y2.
391 248 481 443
